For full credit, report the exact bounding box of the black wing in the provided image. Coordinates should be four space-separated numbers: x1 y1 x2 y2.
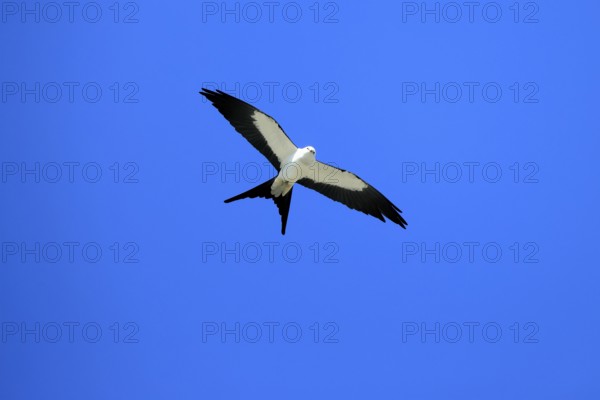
298 162 407 228
200 88 297 170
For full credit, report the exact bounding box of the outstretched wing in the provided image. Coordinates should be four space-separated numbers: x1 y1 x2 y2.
298 162 407 228
200 88 297 170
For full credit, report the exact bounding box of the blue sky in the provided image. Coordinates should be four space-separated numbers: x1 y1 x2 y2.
1 1 599 398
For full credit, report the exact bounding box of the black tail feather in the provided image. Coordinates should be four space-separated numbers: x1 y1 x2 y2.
224 178 275 203
224 178 293 235
275 188 292 235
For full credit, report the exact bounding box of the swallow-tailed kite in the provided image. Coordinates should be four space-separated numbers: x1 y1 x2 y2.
200 88 407 234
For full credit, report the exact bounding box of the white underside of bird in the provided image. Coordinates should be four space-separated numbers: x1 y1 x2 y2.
271 146 316 197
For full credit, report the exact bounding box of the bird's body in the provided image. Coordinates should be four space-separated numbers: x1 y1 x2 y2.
200 88 407 234
272 146 316 197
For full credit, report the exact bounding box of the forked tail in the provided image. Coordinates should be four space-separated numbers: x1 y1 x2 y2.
224 178 294 235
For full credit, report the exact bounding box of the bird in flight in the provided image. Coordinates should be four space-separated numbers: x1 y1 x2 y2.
200 88 407 235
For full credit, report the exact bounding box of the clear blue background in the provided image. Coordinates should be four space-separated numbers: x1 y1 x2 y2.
1 1 599 398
